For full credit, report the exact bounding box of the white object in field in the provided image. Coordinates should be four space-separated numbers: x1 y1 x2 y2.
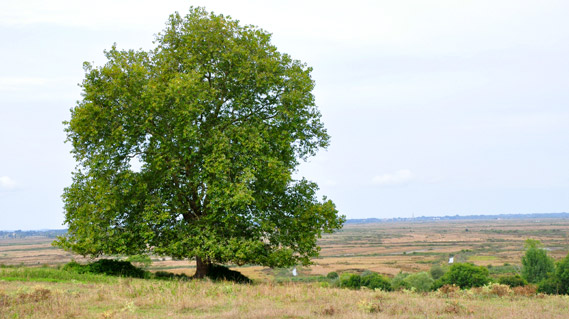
292 267 297 276
449 257 454 264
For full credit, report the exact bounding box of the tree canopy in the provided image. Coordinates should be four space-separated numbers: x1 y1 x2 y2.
55 7 344 277
522 239 554 283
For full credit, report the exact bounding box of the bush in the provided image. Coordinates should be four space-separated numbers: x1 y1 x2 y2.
206 264 251 283
498 275 527 287
63 259 146 278
537 277 562 294
404 272 434 292
326 271 339 279
361 272 392 291
433 263 490 289
430 264 446 280
553 252 569 294
391 272 411 290
521 239 554 283
340 273 362 289
62 261 88 274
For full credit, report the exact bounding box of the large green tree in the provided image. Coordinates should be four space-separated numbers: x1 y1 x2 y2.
55 7 344 278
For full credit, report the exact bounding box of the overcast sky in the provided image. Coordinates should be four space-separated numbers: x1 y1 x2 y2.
1 0 568 230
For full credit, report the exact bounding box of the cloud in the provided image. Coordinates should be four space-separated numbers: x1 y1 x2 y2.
372 169 414 186
0 176 17 190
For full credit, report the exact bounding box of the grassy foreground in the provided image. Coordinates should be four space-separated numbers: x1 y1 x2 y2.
2 267 569 318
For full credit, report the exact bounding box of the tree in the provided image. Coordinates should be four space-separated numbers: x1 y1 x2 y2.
54 7 344 278
433 263 490 289
521 239 554 283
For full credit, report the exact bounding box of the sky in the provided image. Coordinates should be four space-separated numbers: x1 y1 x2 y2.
1 0 568 230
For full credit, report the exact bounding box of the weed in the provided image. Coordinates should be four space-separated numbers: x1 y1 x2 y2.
357 299 381 313
321 305 336 316
512 285 537 296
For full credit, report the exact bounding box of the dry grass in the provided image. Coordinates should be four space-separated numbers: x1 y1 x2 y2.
1 278 569 319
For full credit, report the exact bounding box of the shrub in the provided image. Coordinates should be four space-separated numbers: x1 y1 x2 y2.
488 283 512 297
340 273 362 289
498 274 528 287
433 263 490 289
429 264 446 280
537 277 561 294
86 259 146 278
521 239 554 283
62 261 88 274
361 272 392 291
206 265 251 283
326 271 339 279
404 272 434 292
553 252 569 294
63 259 146 278
512 285 537 296
391 272 411 290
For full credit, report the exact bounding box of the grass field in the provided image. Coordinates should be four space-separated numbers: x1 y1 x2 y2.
2 266 569 319
2 218 569 318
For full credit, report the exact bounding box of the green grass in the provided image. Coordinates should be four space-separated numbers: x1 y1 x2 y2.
0 266 118 284
469 256 498 261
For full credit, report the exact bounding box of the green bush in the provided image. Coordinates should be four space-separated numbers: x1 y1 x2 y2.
553 252 569 294
498 274 528 287
206 264 252 283
404 272 434 292
539 252 569 295
340 273 362 289
521 239 554 284
326 271 339 279
538 277 562 294
361 272 392 291
63 259 146 278
62 261 88 274
429 264 446 280
433 263 490 289
391 272 411 290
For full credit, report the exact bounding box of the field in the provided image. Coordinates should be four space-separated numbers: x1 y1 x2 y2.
2 218 569 318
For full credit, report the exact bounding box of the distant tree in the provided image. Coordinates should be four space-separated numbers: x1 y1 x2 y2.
404 272 434 292
521 239 554 283
433 263 490 289
54 7 344 278
554 252 569 294
539 252 569 295
361 271 392 291
429 264 446 280
498 274 527 288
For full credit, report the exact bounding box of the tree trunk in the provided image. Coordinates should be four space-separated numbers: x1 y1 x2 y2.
194 256 211 278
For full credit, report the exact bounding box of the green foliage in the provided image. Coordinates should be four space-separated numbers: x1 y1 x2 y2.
391 272 411 290
126 255 152 269
553 252 569 294
521 239 554 283
433 263 490 289
0 265 116 283
537 277 562 294
338 272 391 291
403 272 434 292
360 272 392 291
63 259 147 278
55 6 344 275
206 265 251 283
498 275 528 287
539 252 569 295
339 273 362 289
429 264 446 280
326 271 338 279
